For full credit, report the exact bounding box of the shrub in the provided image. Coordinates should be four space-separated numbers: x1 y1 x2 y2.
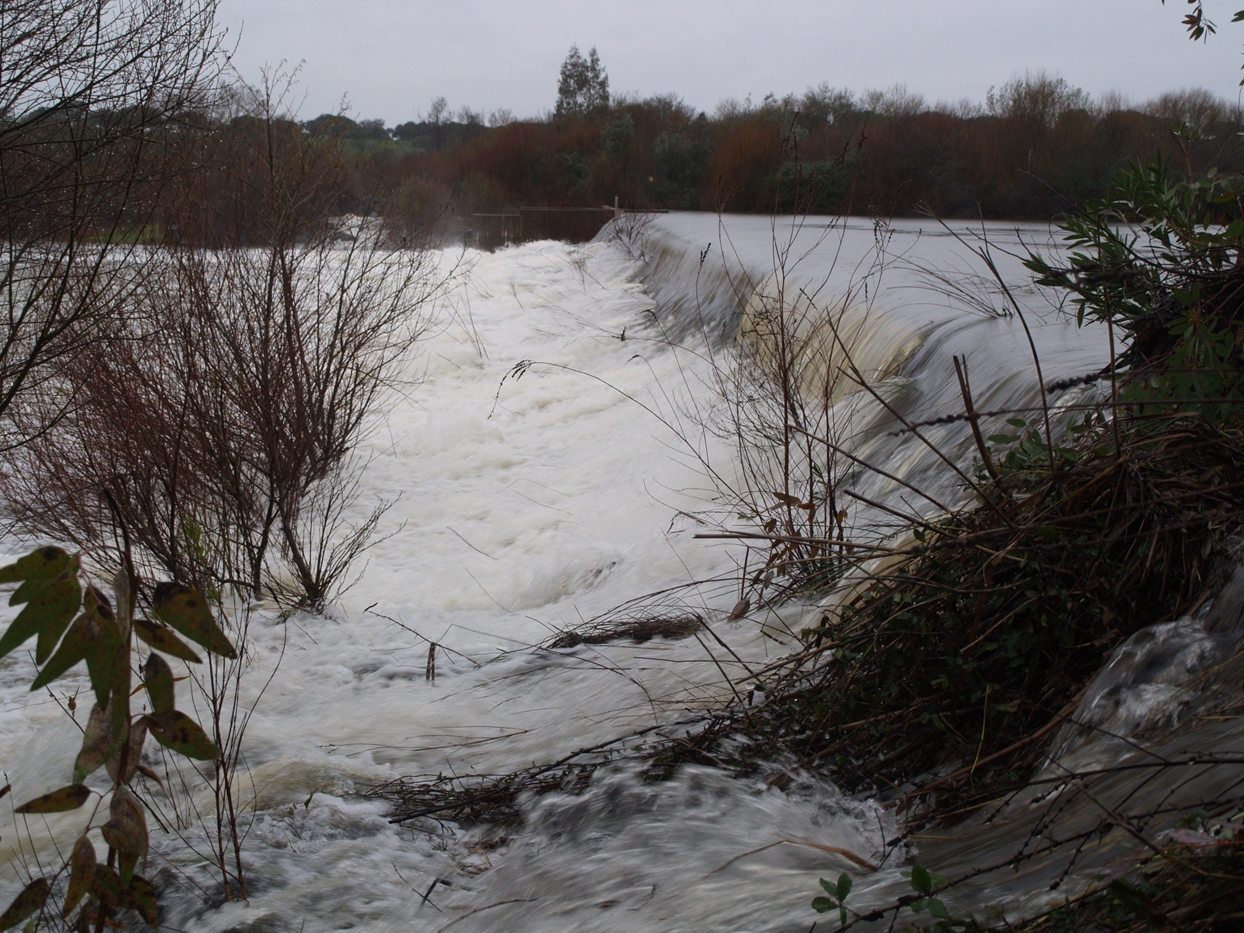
0 546 235 928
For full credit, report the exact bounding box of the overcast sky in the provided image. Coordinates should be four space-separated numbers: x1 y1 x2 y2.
214 0 1244 124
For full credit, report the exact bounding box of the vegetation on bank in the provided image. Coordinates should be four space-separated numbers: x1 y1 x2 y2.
303 70 1244 223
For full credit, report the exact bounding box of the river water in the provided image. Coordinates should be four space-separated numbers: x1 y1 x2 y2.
0 213 1180 931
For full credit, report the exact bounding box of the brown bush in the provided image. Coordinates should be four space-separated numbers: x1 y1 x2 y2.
1 79 441 609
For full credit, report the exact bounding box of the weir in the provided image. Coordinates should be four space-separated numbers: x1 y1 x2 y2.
0 215 1239 931
629 212 1112 525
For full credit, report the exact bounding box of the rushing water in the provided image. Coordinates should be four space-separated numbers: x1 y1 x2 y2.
3 212 1219 931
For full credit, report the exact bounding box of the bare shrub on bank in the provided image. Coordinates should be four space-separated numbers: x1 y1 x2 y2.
0 0 226 449
695 202 898 603
0 77 443 609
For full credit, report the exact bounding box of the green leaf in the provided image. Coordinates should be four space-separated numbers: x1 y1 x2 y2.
146 710 220 760
811 895 835 913
151 583 235 659
33 576 82 665
836 872 852 901
132 618 201 663
62 837 95 917
29 615 89 691
0 878 49 929
0 575 80 662
82 611 124 709
910 863 933 895
142 654 175 714
1005 417 1027 428
117 848 139 887
7 577 42 608
14 784 89 814
8 559 74 609
928 897 950 920
127 875 158 924
0 547 72 587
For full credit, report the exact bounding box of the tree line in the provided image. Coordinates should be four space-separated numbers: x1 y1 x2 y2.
302 67 1244 226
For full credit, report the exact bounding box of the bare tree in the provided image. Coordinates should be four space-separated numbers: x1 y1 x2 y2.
1 74 442 609
427 95 448 149
0 0 226 449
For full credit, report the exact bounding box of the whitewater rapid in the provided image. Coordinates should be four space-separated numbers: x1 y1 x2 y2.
0 214 1121 931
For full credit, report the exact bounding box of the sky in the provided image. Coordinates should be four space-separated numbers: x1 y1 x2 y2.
214 0 1244 124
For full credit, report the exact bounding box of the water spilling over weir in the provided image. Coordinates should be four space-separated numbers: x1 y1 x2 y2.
0 213 1239 931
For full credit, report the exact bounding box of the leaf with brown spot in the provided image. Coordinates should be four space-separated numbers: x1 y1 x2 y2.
62 837 96 917
90 865 127 908
147 710 220 760
0 546 72 587
151 583 235 659
87 586 121 642
0 878 49 929
74 703 116 783
14 784 90 814
108 790 147 854
82 584 111 616
132 618 200 663
105 716 147 785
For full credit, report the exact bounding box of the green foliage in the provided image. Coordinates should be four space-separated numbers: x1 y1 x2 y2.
903 864 982 932
1026 157 1244 426
0 546 235 929
601 112 635 159
151 582 237 659
554 45 610 121
811 871 853 926
810 863 987 931
773 156 857 214
14 785 91 814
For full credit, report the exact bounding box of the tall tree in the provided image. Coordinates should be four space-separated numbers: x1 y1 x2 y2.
555 45 610 120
